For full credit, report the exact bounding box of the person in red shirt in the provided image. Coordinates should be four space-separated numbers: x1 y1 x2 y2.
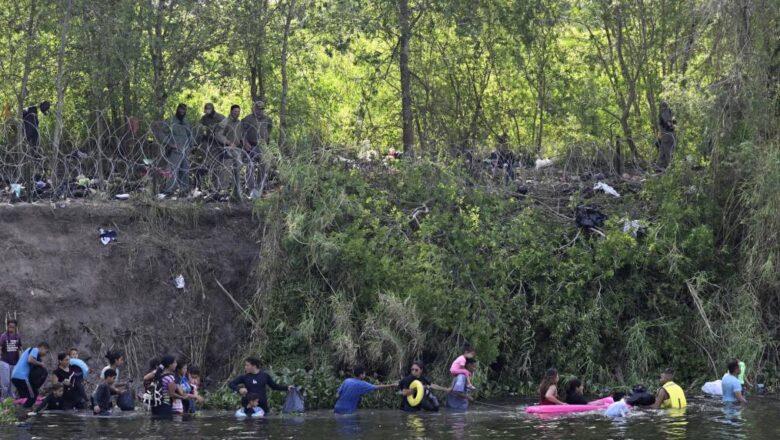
538 368 567 405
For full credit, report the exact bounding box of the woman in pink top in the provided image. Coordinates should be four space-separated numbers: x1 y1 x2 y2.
449 344 476 389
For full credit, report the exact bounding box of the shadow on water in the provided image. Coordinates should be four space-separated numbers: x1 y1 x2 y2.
3 397 780 439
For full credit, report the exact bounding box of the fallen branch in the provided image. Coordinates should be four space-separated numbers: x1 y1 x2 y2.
215 278 259 327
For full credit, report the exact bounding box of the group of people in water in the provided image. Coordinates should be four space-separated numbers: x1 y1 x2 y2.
0 317 753 420
534 358 750 417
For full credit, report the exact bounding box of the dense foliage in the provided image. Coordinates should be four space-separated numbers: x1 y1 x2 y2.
244 145 768 392
0 0 776 396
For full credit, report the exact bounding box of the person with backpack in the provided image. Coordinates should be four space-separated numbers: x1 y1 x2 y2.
11 341 50 407
145 355 192 417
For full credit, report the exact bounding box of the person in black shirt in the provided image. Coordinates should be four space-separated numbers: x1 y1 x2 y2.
33 383 66 413
564 377 588 405
399 361 444 412
92 369 117 415
228 357 295 413
50 352 85 409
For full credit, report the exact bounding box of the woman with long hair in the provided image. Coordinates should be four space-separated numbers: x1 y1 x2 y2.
538 368 566 405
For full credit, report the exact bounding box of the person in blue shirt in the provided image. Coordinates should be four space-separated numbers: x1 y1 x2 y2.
334 366 396 414
722 359 747 404
446 358 476 410
11 342 49 407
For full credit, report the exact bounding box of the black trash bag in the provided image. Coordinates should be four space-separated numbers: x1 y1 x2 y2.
575 206 607 229
282 387 304 414
625 385 655 407
117 390 136 411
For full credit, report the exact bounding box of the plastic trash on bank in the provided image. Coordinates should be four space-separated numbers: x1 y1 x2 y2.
594 182 621 197
174 274 186 290
99 228 117 245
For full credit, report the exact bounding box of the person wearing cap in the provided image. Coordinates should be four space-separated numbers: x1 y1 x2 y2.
162 103 195 195
240 100 272 199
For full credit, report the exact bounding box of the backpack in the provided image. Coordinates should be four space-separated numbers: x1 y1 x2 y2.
143 371 173 410
118 390 135 411
626 385 656 407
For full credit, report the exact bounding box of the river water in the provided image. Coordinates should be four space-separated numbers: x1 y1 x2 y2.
2 397 778 439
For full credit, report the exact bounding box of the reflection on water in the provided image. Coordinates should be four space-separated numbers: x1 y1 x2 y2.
2 397 779 439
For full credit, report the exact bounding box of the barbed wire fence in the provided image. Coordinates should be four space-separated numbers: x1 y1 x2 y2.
0 108 661 204
0 110 271 203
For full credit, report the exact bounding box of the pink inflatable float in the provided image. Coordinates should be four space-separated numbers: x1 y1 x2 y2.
525 396 614 414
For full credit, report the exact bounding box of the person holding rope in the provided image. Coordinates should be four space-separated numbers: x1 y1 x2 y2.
399 361 449 412
334 366 397 414
446 358 477 410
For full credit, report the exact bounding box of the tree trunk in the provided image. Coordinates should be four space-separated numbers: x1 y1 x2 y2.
150 2 166 120
247 0 268 103
52 0 73 181
536 71 546 155
278 0 295 154
619 110 639 161
16 0 38 148
398 0 414 156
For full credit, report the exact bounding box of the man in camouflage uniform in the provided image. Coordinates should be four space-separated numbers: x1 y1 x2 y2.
162 103 195 195
240 100 272 199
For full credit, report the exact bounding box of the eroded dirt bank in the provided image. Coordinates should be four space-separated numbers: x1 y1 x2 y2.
0 201 258 384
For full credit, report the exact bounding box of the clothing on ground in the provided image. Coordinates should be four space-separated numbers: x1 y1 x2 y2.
334 378 377 414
